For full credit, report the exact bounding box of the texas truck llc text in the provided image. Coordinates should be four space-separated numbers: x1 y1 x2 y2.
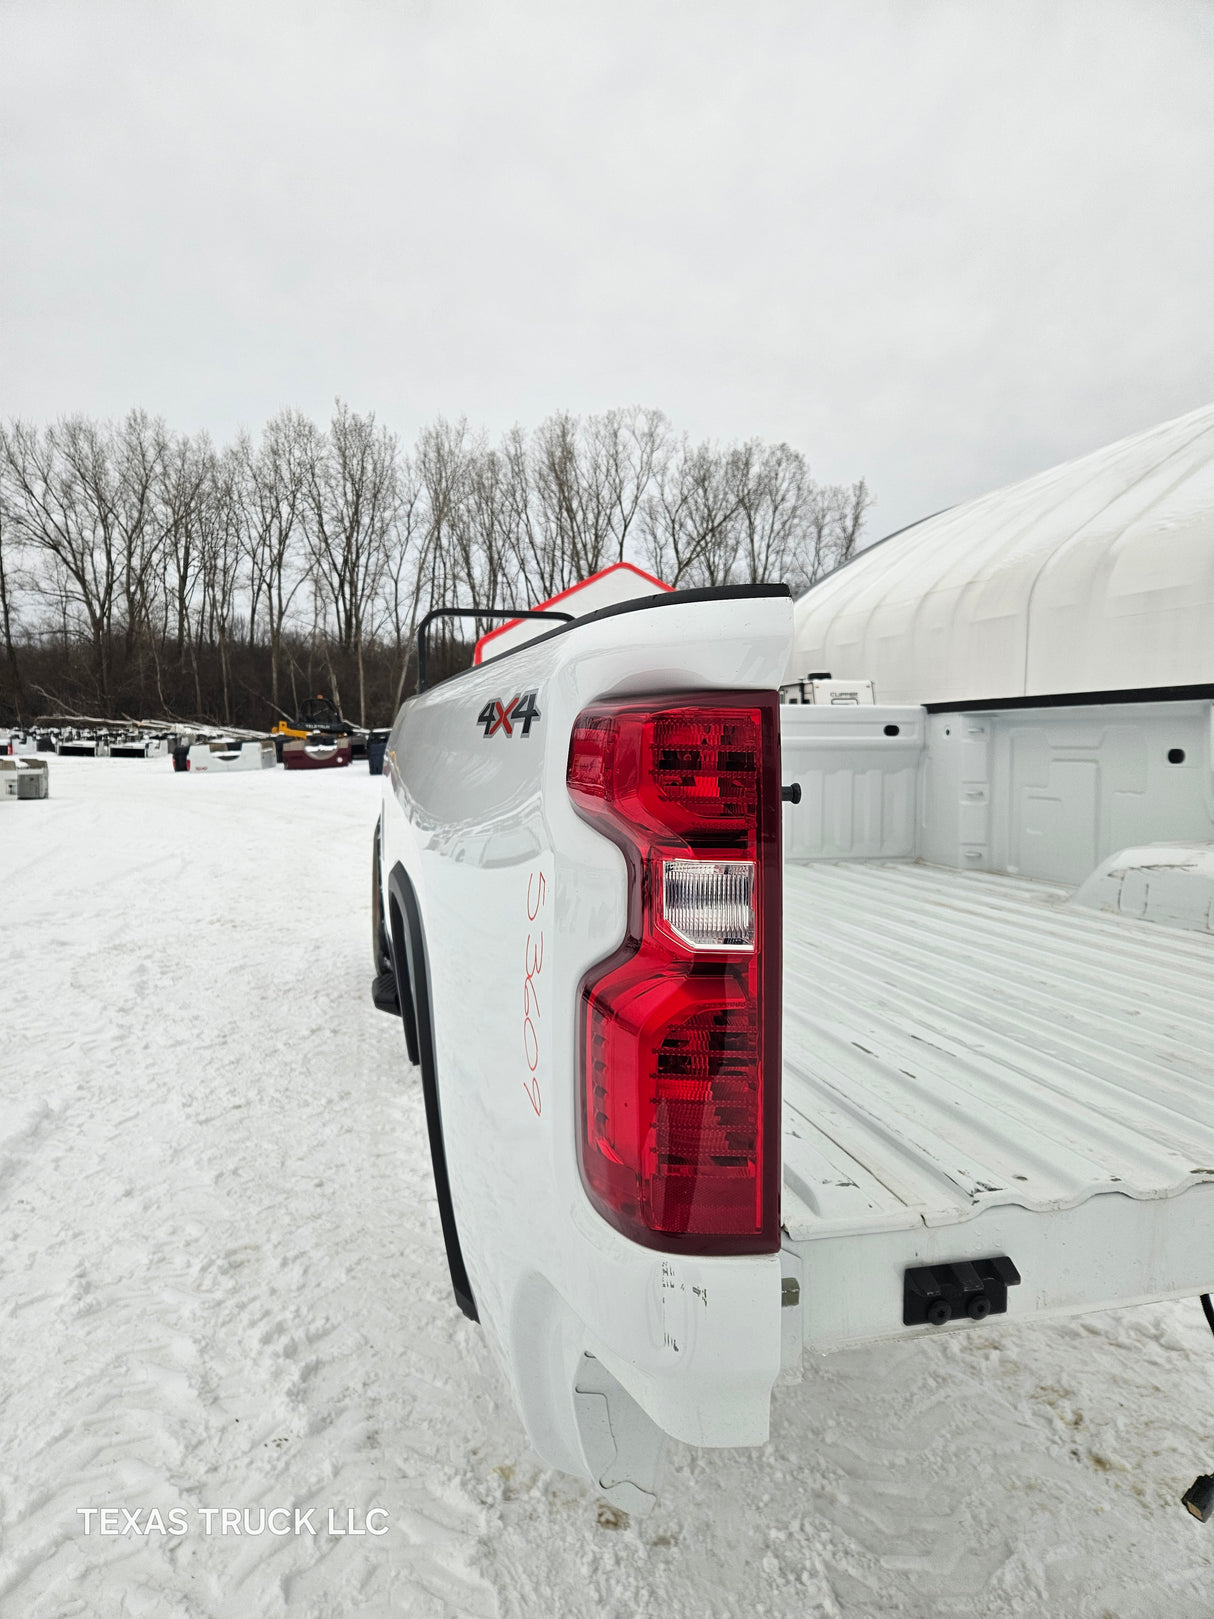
76 1507 390 1536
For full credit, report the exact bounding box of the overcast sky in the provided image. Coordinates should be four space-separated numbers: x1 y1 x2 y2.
2 0 1212 539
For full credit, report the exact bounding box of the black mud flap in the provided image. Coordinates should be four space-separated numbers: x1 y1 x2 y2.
371 969 400 1016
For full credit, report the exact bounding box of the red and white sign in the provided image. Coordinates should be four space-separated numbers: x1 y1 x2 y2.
472 562 671 665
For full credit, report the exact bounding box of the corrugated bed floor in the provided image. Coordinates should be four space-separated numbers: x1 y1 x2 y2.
780 860 1214 1242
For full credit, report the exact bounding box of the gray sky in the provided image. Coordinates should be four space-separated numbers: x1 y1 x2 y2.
3 0 1213 538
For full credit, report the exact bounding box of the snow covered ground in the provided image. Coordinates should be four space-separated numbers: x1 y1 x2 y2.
3 756 1214 1618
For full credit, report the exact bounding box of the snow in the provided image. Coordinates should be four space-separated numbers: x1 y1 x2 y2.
4 757 1214 1618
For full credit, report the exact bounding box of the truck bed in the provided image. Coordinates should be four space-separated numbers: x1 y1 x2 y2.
781 860 1214 1348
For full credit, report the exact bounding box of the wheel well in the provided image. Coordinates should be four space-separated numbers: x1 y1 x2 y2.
387 862 478 1323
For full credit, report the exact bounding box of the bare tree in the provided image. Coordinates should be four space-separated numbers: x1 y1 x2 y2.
0 417 122 708
0 403 871 728
383 451 430 715
193 451 242 723
501 423 551 599
451 442 516 630
503 409 672 597
236 409 315 715
530 411 612 588
639 438 744 587
159 430 207 659
413 417 476 680
305 402 399 725
0 500 26 716
733 440 812 589
112 411 169 694
597 406 671 565
830 478 872 573
803 476 874 585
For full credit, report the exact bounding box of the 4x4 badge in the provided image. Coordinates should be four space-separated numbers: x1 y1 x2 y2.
477 689 540 738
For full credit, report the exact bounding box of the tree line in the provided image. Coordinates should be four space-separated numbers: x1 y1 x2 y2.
0 404 871 730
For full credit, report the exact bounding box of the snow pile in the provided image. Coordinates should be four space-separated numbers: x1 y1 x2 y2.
2 759 1214 1617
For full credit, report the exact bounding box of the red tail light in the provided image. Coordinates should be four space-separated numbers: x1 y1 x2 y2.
567 693 782 1254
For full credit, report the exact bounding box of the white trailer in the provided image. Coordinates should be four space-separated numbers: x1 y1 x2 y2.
0 756 49 800
181 738 277 772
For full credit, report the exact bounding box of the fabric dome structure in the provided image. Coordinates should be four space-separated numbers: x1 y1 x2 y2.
790 404 1214 707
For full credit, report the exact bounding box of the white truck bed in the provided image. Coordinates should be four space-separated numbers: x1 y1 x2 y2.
378 583 1214 1493
781 860 1214 1351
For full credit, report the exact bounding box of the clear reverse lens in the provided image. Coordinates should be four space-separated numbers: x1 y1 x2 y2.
662 859 755 950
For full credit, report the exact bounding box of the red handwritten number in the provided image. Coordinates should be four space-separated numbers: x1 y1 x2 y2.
523 869 546 1116
526 871 547 921
523 1014 539 1071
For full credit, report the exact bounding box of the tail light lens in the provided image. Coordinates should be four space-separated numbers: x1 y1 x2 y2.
567 693 782 1254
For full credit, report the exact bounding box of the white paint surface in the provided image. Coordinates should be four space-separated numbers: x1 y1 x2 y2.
1072 843 1214 934
791 404 1214 704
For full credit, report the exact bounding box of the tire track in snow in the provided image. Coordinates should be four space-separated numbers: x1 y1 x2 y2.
0 761 499 1618
6 760 1214 1618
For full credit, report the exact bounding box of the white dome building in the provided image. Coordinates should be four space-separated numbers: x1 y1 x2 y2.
790 404 1214 707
